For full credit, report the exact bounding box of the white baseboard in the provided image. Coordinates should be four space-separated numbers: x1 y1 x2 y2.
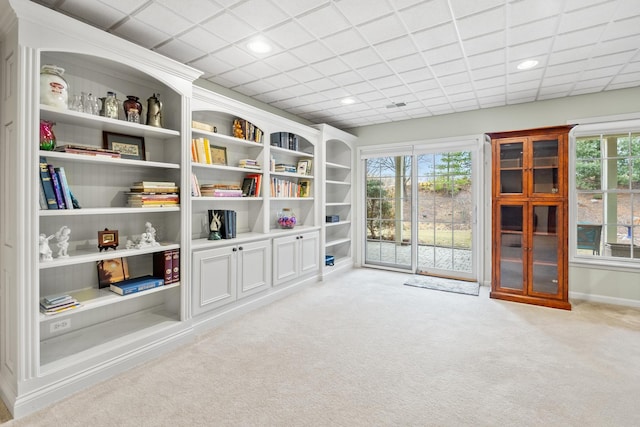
569 291 640 308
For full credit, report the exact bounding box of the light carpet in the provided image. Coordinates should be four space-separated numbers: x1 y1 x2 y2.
4 268 640 426
404 274 480 296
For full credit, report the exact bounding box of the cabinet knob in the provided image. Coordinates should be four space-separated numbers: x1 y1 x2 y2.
232 247 237 252
296 236 300 240
300 235 304 239
239 246 243 251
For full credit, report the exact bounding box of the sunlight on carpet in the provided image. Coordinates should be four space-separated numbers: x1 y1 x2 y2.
404 275 480 296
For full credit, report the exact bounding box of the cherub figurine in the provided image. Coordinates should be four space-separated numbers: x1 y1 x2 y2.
39 233 54 261
145 221 157 244
135 222 160 248
55 226 70 258
208 211 222 240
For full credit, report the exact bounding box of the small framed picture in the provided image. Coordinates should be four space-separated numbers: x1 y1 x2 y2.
97 257 130 288
297 160 308 175
210 145 227 165
98 228 119 251
299 179 311 198
103 131 146 160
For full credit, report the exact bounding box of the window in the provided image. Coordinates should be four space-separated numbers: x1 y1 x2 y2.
574 131 640 261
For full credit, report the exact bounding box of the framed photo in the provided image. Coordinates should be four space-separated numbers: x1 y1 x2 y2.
297 160 308 175
98 228 119 251
97 257 130 288
103 131 146 160
210 145 227 165
299 179 311 198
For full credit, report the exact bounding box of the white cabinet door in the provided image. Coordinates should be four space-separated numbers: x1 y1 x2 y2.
238 239 271 299
192 246 237 315
273 235 299 286
299 231 320 276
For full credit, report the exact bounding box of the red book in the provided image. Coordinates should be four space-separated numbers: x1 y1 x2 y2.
153 250 173 284
171 249 180 283
246 173 262 197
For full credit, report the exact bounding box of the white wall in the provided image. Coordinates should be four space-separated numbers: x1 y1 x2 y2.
348 87 640 307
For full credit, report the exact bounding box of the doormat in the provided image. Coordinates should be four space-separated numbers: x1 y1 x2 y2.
404 275 480 296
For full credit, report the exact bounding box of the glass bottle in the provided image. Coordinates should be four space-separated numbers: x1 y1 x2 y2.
123 95 143 122
277 208 297 229
39 120 56 151
104 91 119 119
40 65 69 109
69 94 83 112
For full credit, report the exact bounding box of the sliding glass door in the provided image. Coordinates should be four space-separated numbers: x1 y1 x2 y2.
363 144 478 280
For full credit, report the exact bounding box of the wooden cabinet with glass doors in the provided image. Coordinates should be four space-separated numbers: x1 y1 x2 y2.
489 126 573 310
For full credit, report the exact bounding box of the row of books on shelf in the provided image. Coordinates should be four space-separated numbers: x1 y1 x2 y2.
192 174 262 198
232 118 263 143
238 158 261 170
191 137 216 165
127 181 179 208
54 143 122 158
271 132 300 151
40 293 80 315
270 177 311 198
39 156 79 210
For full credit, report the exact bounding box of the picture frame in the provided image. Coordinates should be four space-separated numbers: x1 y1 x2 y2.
103 131 145 160
98 228 119 251
210 145 227 165
299 179 311 198
97 257 130 288
297 160 308 176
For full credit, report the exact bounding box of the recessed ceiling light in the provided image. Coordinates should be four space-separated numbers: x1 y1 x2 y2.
247 39 272 54
341 98 356 105
517 59 538 70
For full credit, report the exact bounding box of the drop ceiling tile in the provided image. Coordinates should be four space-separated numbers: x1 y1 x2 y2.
61 0 126 29
509 0 563 27
262 73 299 89
375 36 419 61
508 17 558 47
471 64 506 80
547 46 594 66
112 17 172 48
573 77 610 91
398 0 452 32
380 86 415 100
411 23 459 51
609 71 640 85
507 89 537 101
429 104 455 114
200 11 258 44
155 0 222 24
297 3 350 38
178 27 227 54
553 26 606 51
358 14 408 45
439 72 470 87
283 84 314 97
580 65 624 81
560 2 618 34
476 86 505 97
588 51 636 70
188 54 235 76
591 35 640 58
509 68 544 84
399 68 433 84
509 38 553 62
423 43 463 66
343 81 377 94
296 92 331 104
467 49 505 70
220 69 259 87
405 79 440 93
322 29 369 55
462 31 504 57
607 79 640 91
604 15 640 40
330 71 365 86
541 73 579 87
286 66 324 83
611 0 640 20
357 62 394 80
305 77 339 92
508 79 540 93
456 6 505 40
478 95 506 108
214 46 258 68
356 90 387 102
273 0 330 17
340 47 383 69
570 86 605 96
334 0 394 26
263 20 315 50
415 88 446 101
537 85 571 98
312 57 351 77
449 0 504 18
452 101 480 112
620 60 640 74
387 54 427 74
443 82 474 96
430 59 467 77
133 2 194 36
154 39 207 63
263 52 306 72
241 61 280 80
97 0 148 15
290 41 334 64
230 1 289 31
369 75 405 89
206 74 236 88
474 75 505 90
448 90 476 103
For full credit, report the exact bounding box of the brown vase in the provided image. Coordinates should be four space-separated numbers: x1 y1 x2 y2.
123 96 143 122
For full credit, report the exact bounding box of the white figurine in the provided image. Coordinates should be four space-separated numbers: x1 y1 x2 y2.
145 222 157 244
39 233 54 261
135 222 160 249
55 226 71 258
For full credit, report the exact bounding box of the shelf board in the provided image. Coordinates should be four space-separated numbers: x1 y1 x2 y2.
325 237 351 247
325 202 350 206
271 197 314 201
191 128 264 148
40 105 180 139
39 282 180 322
325 220 351 227
270 146 313 157
326 180 350 186
191 231 270 250
39 206 181 216
192 196 263 201
270 171 314 179
40 150 179 169
325 161 350 170
39 243 180 269
192 163 263 173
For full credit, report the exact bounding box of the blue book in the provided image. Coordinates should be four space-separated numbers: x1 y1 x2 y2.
47 164 66 208
109 275 164 296
39 157 58 209
55 167 74 209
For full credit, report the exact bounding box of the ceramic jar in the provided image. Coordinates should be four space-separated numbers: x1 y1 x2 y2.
104 91 119 119
277 208 297 229
40 65 68 109
123 95 143 123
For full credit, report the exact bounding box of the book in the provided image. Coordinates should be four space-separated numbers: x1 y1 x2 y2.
242 177 255 197
299 179 311 198
109 275 165 296
195 138 208 164
296 160 308 175
171 249 180 283
39 158 58 209
55 167 74 209
47 164 66 208
97 257 130 289
246 173 262 197
153 250 173 284
54 143 121 158
191 173 201 197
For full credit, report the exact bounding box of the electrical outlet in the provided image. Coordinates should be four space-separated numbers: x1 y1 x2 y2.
50 318 71 333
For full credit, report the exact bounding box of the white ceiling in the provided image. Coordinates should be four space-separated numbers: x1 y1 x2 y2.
32 0 640 130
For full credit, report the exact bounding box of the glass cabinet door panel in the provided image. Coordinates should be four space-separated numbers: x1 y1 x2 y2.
501 205 523 232
499 205 525 291
532 205 559 295
533 139 559 194
499 142 523 193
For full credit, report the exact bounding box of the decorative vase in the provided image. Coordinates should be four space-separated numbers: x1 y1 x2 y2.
277 208 297 229
39 120 56 151
123 95 143 123
146 93 163 128
40 64 69 109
